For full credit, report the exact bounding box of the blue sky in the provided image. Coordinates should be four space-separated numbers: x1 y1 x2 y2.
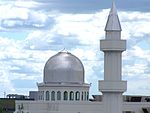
0 0 150 97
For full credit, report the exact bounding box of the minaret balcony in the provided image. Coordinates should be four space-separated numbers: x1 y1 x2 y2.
99 80 127 93
100 40 126 52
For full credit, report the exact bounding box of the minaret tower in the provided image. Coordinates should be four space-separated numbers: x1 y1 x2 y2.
99 2 127 113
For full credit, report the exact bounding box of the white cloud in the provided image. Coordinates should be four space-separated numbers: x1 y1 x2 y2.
0 4 29 19
1 8 150 96
0 2 52 30
53 11 108 45
14 1 40 9
121 11 150 40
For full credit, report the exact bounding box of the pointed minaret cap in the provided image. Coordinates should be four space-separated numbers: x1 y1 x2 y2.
105 1 122 31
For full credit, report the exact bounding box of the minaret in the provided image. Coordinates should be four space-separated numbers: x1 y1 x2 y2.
99 2 127 113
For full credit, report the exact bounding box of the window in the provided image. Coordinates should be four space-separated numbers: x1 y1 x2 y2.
69 91 74 101
87 92 89 100
42 91 44 100
75 91 80 101
51 91 55 101
64 91 68 100
38 95 41 100
57 91 61 100
38 91 41 100
84 92 86 100
81 92 84 101
46 91 50 101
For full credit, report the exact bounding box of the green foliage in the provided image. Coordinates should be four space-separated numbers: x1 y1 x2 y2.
0 99 15 113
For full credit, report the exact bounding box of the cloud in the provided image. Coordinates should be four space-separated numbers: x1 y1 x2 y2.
1 6 150 96
1 0 150 31
0 2 54 30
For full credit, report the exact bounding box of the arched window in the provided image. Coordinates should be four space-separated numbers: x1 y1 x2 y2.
64 91 68 100
87 92 89 100
69 91 74 101
81 92 84 101
51 91 55 101
84 92 86 100
46 91 50 101
38 91 41 100
75 91 80 101
42 91 44 100
57 91 61 100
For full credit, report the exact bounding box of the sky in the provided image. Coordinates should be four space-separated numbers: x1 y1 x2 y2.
0 0 150 98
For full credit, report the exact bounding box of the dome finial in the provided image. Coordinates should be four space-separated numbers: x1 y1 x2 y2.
60 48 68 53
105 0 122 31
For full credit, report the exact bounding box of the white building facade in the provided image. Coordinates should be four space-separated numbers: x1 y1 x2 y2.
14 2 150 113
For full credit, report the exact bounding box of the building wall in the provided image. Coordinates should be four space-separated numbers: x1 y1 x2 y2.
123 102 150 113
14 101 103 113
14 100 150 113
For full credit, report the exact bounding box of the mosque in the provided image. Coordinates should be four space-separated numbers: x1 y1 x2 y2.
14 2 150 113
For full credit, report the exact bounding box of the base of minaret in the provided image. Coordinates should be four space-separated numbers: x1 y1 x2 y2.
99 80 127 113
103 93 123 113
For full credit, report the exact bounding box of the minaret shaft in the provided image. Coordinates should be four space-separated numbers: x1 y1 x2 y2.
104 52 122 81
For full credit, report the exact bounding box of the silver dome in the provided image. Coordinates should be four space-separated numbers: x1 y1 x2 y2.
43 52 84 84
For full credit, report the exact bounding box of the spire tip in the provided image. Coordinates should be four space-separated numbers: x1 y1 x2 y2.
105 1 122 31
